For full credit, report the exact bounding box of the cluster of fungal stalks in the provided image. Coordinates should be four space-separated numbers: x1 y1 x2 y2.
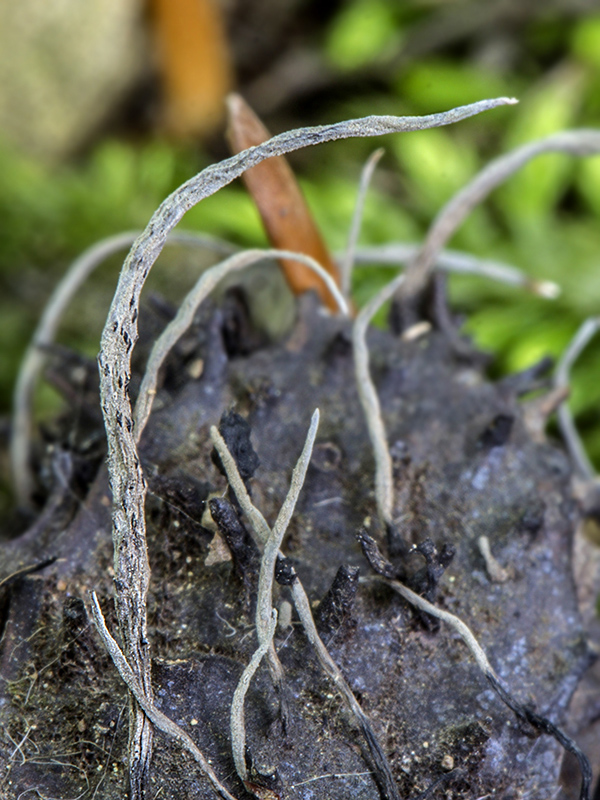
9 95 600 800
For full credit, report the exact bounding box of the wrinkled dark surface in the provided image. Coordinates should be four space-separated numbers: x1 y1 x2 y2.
0 293 591 799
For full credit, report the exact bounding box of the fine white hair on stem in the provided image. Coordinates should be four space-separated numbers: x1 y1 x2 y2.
341 148 385 298
230 611 277 782
401 129 600 303
10 230 236 509
89 592 240 800
555 317 600 480
349 243 561 298
210 420 400 800
134 249 344 440
352 273 406 523
95 97 515 789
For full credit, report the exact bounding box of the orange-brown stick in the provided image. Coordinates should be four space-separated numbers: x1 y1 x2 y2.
226 94 342 311
150 0 233 138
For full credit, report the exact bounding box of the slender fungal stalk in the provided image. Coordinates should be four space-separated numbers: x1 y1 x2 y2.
401 129 600 302
95 97 514 792
341 148 385 298
90 593 240 800
352 274 406 523
555 317 600 480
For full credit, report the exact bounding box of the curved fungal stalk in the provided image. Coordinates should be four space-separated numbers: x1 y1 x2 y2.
369 575 591 800
134 251 346 440
350 242 560 298
210 419 400 800
340 148 385 298
352 273 406 524
555 317 600 480
230 611 277 783
90 593 240 800
401 129 600 303
230 411 318 785
11 230 236 508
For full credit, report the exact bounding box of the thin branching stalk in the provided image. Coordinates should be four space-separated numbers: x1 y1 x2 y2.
289 580 400 800
215 412 318 783
341 148 385 298
352 274 406 523
227 409 318 784
89 593 240 800
401 129 600 302
95 97 514 792
210 427 272 544
555 317 600 480
11 230 236 509
134 251 345 439
230 611 277 782
256 409 319 642
370 576 591 800
210 426 286 698
210 422 400 800
350 243 560 298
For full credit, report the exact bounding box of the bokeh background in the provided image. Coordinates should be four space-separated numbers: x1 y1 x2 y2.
2 0 600 518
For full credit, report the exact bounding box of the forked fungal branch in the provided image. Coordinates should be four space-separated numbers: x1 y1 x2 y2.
211 420 400 800
221 408 319 784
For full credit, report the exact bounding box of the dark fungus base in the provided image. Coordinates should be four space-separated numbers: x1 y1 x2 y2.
0 292 590 799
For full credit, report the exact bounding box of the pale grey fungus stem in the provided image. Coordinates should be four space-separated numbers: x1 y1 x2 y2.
230 611 277 782
211 421 399 800
11 230 236 508
350 243 560 298
210 426 272 545
290 578 400 800
401 129 600 303
352 273 406 523
371 576 498 681
341 148 385 298
229 411 318 782
370 575 592 800
134 249 343 439
256 409 319 642
478 535 512 583
555 317 600 480
96 97 514 791
89 593 240 800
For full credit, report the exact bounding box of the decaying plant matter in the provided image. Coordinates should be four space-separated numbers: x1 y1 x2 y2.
2 97 600 800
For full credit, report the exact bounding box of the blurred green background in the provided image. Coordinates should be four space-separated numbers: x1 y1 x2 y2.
2 0 600 516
